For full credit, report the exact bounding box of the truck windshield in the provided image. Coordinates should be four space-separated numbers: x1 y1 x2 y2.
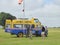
34 19 39 23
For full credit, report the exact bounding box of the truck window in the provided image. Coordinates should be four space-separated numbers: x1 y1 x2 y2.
13 24 23 28
36 25 41 30
34 19 39 23
6 24 10 28
24 24 30 28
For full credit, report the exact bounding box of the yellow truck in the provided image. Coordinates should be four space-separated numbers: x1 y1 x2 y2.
5 18 48 37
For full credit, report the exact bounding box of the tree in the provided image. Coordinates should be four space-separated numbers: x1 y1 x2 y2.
0 12 16 27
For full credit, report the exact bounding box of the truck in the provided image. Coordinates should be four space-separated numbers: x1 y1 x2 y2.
5 18 48 37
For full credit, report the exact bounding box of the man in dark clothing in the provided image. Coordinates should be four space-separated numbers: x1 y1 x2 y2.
42 26 45 32
29 24 35 39
41 26 45 39
26 25 30 38
35 25 39 37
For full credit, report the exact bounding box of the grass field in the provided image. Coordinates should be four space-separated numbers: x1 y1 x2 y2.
0 28 60 45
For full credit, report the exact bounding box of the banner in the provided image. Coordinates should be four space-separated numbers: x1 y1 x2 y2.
18 0 23 5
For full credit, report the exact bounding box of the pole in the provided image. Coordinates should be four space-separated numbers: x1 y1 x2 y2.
22 0 25 18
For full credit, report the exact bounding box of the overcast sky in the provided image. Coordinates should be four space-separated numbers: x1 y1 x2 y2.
0 0 60 27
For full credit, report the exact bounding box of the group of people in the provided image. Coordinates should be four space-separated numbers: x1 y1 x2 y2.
26 24 34 39
26 24 47 40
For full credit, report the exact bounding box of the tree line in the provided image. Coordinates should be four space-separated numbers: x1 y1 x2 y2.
0 12 16 28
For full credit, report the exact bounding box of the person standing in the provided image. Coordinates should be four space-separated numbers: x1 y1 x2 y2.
35 25 39 37
45 26 48 37
26 25 30 38
29 28 32 40
41 25 45 39
29 24 35 40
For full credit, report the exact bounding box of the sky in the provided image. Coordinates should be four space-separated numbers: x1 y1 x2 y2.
0 0 60 27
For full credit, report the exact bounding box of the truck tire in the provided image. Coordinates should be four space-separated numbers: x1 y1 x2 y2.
17 33 23 37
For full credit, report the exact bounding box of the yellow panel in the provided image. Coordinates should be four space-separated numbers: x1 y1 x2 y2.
6 20 11 24
10 18 42 28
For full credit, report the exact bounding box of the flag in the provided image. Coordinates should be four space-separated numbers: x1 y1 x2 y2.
22 9 24 12
18 0 23 5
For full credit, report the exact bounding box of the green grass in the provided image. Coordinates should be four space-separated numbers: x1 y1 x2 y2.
0 28 60 45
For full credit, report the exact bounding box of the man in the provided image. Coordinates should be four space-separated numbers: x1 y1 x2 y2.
41 25 45 39
45 26 48 37
26 25 30 38
29 24 35 40
35 25 39 37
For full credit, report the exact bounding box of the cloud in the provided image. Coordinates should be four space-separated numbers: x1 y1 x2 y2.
25 3 60 27
25 0 44 10
53 0 60 5
0 0 60 27
26 4 60 16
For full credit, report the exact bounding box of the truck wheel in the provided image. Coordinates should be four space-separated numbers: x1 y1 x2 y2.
17 33 23 37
